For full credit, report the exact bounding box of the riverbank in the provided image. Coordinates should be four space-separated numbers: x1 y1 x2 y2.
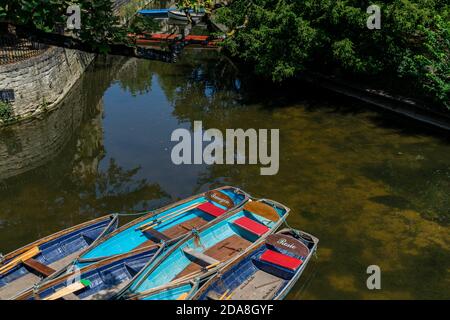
300 72 450 133
0 47 95 125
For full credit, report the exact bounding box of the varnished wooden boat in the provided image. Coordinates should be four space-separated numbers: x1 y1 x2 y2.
75 187 249 267
14 245 163 300
192 228 319 300
0 214 118 300
117 199 290 299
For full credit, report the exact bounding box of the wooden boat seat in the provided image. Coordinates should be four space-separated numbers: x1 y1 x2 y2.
225 270 284 300
175 235 251 279
259 250 302 271
0 272 41 300
232 217 269 237
255 249 303 280
183 247 219 267
162 216 209 239
197 202 226 218
23 258 56 277
61 293 81 300
143 228 172 243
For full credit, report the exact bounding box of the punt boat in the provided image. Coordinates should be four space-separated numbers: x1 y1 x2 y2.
138 8 175 17
192 228 319 300
125 276 208 300
117 199 290 299
75 186 248 266
0 214 118 300
168 10 205 22
14 245 163 300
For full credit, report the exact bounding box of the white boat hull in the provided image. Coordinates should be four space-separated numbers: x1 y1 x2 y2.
168 10 205 22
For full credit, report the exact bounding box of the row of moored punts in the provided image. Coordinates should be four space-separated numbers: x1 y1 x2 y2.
0 186 318 300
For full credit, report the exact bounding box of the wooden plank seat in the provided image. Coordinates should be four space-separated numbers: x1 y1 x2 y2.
260 250 302 271
162 216 209 239
175 235 251 279
225 270 284 300
135 216 209 250
197 202 226 218
23 258 56 277
183 247 219 267
143 228 172 243
233 217 269 237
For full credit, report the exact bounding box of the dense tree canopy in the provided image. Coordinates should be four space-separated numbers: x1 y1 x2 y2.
215 0 449 110
0 0 161 55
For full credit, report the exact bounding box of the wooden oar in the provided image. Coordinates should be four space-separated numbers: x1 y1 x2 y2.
137 201 205 231
172 261 221 284
243 201 280 222
225 292 234 300
0 246 40 275
43 279 91 300
219 289 230 300
140 201 206 232
176 292 189 300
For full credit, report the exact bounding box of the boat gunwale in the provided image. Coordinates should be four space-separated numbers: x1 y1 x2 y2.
76 186 250 264
118 198 290 299
1 214 118 266
127 275 203 300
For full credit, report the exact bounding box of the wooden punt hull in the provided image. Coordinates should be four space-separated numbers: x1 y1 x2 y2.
14 245 162 300
116 198 290 299
192 228 319 300
76 186 249 266
0 214 118 300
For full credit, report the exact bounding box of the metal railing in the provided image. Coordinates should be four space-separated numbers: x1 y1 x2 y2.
0 35 49 65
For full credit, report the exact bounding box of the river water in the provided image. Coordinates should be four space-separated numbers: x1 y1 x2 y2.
0 52 449 299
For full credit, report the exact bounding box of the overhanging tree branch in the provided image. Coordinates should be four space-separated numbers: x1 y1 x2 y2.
1 22 179 63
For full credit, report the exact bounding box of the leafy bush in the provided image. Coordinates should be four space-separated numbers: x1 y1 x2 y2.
216 0 450 110
0 101 13 122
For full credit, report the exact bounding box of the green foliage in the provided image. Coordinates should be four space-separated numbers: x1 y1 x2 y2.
0 101 13 122
216 0 450 110
176 0 214 13
398 16 450 109
0 0 164 51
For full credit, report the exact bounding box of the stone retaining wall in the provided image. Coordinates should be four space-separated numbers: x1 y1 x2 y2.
0 47 95 122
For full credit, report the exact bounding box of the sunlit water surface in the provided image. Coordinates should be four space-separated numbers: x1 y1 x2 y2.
0 52 449 299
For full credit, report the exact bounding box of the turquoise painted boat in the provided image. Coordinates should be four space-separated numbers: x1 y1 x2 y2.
117 199 290 299
75 186 249 266
126 277 205 300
